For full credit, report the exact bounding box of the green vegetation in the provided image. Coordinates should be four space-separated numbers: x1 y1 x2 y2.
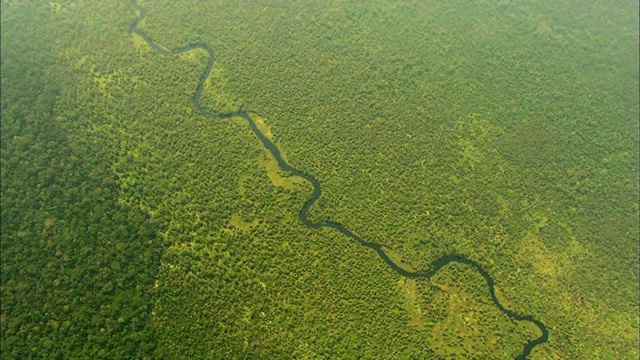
1 3 163 358
2 0 638 359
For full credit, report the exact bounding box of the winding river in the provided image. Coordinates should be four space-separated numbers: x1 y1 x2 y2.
130 1 548 358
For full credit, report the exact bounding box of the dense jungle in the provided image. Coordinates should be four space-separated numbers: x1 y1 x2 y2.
1 0 638 359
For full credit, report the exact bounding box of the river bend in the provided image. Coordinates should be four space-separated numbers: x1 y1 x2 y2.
130 1 549 358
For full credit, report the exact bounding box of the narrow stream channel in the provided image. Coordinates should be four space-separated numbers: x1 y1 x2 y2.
130 1 549 358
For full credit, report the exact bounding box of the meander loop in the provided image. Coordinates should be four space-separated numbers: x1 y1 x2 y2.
130 1 548 358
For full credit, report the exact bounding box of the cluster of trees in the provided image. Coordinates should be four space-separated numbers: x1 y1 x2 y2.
2 0 637 359
140 0 638 358
1 3 163 358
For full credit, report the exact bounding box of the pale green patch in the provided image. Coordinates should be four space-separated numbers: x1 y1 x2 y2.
253 116 274 140
388 246 428 329
398 278 426 330
237 174 250 196
131 31 154 51
49 1 62 15
229 214 257 232
429 273 536 359
177 48 206 64
253 116 307 190
453 113 505 171
383 246 416 272
200 63 243 113
258 157 305 190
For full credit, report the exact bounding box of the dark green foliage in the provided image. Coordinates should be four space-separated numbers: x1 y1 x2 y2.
1 2 163 358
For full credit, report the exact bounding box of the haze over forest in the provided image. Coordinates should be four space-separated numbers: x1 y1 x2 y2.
1 1 638 359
